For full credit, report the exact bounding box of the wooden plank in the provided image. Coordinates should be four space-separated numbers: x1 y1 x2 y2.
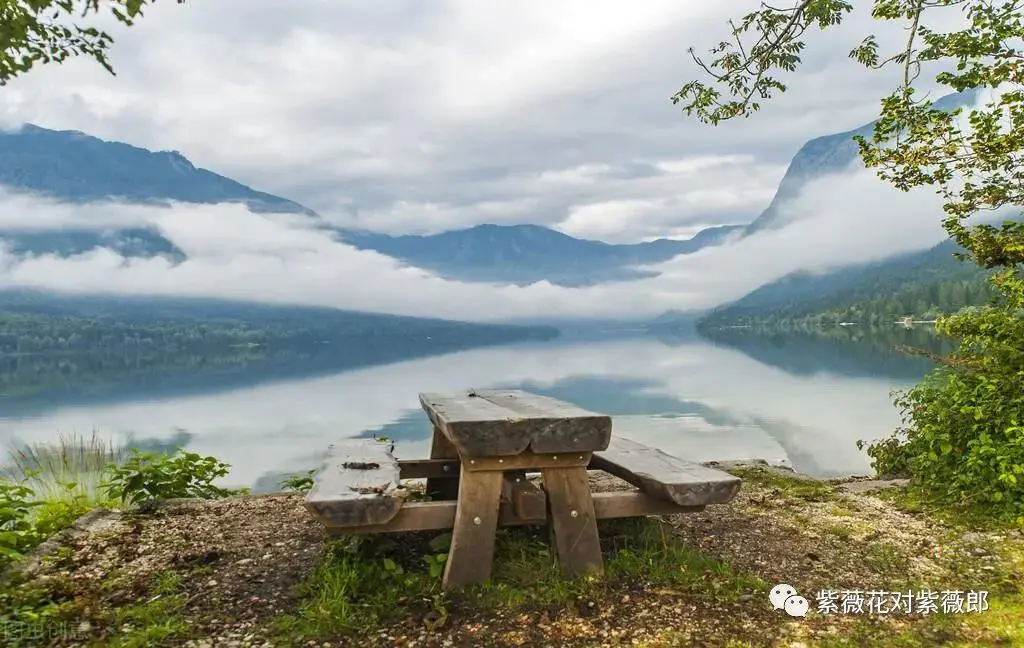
463 451 590 472
322 489 706 535
420 392 532 456
442 464 504 590
419 390 612 457
591 491 704 518
398 458 459 480
590 436 741 507
474 389 613 453
541 466 604 577
305 440 405 527
502 472 547 521
424 427 461 500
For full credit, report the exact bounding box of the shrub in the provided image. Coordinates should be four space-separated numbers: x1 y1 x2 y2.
862 300 1024 523
101 449 237 506
0 480 40 567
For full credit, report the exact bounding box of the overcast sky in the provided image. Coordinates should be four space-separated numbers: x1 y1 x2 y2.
0 0 965 320
0 0 935 240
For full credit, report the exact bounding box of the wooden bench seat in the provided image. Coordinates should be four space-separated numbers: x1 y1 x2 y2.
305 439 406 528
590 436 741 506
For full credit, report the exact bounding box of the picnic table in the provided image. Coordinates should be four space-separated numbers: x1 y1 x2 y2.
304 389 741 590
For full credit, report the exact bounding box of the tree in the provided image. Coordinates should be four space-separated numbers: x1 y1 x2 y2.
677 0 1024 520
0 0 184 85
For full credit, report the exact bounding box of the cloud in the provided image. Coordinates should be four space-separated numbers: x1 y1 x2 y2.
0 1 983 318
0 157 952 321
0 0 941 242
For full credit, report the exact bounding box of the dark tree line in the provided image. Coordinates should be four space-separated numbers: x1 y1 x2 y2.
701 274 997 330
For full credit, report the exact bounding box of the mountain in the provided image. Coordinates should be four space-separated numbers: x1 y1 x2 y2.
644 309 705 332
0 124 741 287
337 223 744 286
745 89 980 234
695 88 1001 329
0 124 311 214
697 239 996 329
2 227 185 259
0 123 312 260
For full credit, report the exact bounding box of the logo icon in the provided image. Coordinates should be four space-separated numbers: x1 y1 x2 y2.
770 583 809 617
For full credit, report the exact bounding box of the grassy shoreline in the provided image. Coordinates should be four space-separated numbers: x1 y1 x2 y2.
1 450 1022 647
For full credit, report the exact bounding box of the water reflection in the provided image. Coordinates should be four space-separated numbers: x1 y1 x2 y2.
0 329 935 490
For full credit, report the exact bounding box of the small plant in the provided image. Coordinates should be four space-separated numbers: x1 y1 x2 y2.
101 449 236 506
31 481 94 538
423 552 448 580
0 480 40 566
280 470 315 494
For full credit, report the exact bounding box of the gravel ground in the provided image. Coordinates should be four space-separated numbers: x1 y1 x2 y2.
14 466 1023 648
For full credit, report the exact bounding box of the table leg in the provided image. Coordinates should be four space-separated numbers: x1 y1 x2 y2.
442 464 504 590
541 466 604 577
425 426 460 500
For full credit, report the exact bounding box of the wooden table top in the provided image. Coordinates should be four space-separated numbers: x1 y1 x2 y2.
419 389 613 457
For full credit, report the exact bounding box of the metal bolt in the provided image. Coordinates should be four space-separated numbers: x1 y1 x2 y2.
442 465 450 472
473 516 481 525
470 459 475 464
498 459 504 464
553 456 558 460
570 510 578 518
578 455 584 460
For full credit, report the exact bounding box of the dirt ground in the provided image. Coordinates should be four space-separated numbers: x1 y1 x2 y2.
13 465 1024 648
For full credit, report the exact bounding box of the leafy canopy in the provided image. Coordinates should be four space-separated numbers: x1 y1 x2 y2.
0 0 184 84
677 0 1024 519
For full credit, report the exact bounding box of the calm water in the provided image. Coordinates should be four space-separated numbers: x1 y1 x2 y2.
0 326 943 490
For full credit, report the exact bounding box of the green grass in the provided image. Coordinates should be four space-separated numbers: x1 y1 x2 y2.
100 570 190 647
106 594 190 648
875 483 1024 532
726 466 837 502
3 430 124 505
273 518 766 643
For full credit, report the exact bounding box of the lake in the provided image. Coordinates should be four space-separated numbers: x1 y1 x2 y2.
0 325 944 491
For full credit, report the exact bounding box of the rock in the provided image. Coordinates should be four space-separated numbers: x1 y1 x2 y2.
738 594 754 603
